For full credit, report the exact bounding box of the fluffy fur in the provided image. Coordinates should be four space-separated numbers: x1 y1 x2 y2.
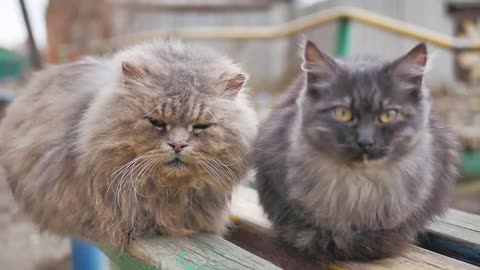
254 41 460 261
0 41 257 248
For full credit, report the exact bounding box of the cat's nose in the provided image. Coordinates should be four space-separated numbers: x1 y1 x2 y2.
356 124 375 151
167 143 188 153
356 138 374 151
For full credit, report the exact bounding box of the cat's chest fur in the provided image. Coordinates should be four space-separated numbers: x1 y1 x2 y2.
286 134 434 231
142 186 228 235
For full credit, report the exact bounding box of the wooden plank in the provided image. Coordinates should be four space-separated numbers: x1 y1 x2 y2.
104 184 480 270
429 209 480 245
230 185 480 270
421 209 480 266
104 233 282 270
344 246 479 270
226 220 331 270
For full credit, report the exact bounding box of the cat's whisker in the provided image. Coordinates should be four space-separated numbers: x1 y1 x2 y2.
197 161 223 187
127 157 154 203
135 158 156 186
140 162 162 198
208 156 239 184
111 158 139 201
203 157 239 188
108 156 143 195
206 160 236 188
127 161 147 203
199 152 241 180
111 155 144 181
198 150 246 168
203 160 232 187
197 159 229 189
133 158 159 198
196 162 227 191
196 154 230 179
113 158 138 175
223 149 252 167
120 159 142 194
116 156 145 217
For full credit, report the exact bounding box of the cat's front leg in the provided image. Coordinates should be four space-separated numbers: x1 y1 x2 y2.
188 191 232 236
209 209 231 235
190 207 231 236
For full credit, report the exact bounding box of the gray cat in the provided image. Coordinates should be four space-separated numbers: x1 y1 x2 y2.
253 40 460 261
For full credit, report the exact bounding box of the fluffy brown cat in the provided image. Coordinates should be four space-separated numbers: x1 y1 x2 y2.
0 41 257 248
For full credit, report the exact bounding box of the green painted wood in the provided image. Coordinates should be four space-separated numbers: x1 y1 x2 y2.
103 248 157 270
336 18 351 57
103 233 281 270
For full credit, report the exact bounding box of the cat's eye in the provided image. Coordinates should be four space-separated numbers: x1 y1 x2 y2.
334 106 353 122
144 116 166 128
379 109 397 124
193 124 211 130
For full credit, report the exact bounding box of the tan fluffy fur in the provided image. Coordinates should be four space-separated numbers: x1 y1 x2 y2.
0 41 257 248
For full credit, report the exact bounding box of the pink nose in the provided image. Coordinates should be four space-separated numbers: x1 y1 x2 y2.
168 143 188 153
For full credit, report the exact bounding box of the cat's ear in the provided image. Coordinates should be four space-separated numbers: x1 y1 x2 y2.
121 62 151 86
223 73 247 98
302 40 339 81
389 43 427 89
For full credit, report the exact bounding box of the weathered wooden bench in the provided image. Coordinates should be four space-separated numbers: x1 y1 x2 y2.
102 185 480 270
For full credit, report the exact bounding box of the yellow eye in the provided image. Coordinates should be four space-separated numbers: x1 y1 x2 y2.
334 107 353 122
379 109 397 124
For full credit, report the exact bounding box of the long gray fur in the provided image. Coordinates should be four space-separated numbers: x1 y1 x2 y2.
253 41 460 261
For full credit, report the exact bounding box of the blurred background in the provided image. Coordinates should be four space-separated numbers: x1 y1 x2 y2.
0 0 480 269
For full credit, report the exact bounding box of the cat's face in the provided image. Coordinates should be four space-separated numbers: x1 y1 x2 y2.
79 45 256 191
299 41 428 164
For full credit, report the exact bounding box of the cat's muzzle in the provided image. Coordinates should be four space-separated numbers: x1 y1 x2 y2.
166 157 187 168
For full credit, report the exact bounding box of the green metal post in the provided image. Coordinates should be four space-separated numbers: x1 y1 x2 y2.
336 18 351 57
